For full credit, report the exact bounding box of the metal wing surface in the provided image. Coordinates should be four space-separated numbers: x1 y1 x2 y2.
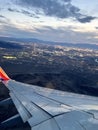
1 67 98 130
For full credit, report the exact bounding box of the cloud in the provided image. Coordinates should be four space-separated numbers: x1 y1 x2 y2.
77 16 96 23
20 10 36 17
0 15 9 24
33 26 98 43
7 8 19 13
95 27 98 29
8 8 39 18
62 0 71 2
15 0 96 23
0 15 6 18
0 24 38 38
1 23 98 43
21 10 33 17
0 19 7 24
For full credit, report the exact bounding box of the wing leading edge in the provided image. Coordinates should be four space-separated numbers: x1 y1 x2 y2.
1 67 98 130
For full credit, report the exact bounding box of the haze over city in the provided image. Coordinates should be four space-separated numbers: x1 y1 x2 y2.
0 0 98 43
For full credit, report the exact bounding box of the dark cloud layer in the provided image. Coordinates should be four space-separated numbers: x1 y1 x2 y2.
77 16 96 23
15 0 96 23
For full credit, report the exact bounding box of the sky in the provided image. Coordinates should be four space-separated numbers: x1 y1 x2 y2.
0 0 98 44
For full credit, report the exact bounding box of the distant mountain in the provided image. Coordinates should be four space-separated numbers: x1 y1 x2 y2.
59 43 98 50
0 37 43 43
0 36 98 50
0 41 22 49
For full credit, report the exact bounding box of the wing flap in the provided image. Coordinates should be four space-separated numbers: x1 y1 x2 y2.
22 91 71 116
10 92 31 122
31 118 60 130
10 90 51 127
55 110 98 130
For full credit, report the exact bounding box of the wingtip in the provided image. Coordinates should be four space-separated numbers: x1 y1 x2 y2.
0 67 10 81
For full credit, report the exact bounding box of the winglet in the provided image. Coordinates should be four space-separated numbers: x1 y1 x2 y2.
0 67 10 81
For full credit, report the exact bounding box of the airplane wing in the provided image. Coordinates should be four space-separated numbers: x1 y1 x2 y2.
0 67 98 130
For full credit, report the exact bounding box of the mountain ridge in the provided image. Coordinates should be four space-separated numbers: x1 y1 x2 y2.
0 36 98 50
